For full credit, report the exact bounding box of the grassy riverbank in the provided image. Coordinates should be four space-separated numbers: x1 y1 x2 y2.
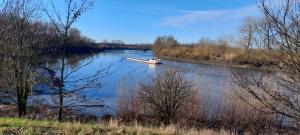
154 46 275 69
152 36 276 69
0 117 233 135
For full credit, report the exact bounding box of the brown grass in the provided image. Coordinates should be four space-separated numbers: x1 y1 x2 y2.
198 88 274 134
154 42 274 68
116 75 282 134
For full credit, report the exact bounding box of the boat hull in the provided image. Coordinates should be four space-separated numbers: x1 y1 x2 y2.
126 57 161 64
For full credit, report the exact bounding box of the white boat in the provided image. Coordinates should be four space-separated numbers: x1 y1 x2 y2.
126 57 161 64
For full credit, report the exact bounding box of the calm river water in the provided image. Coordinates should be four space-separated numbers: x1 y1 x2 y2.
34 50 249 117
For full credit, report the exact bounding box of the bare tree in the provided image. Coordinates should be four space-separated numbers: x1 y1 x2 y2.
234 0 300 121
240 16 257 62
41 0 109 121
153 35 179 53
69 28 81 43
137 69 199 124
0 0 44 117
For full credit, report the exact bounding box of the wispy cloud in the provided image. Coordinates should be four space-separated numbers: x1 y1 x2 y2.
110 1 172 14
160 5 261 28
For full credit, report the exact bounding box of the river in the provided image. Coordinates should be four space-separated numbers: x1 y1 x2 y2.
33 50 251 117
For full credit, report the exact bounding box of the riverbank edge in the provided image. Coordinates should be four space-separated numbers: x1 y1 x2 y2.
156 55 280 71
42 43 152 56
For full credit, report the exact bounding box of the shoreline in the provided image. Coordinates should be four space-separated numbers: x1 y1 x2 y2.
64 48 281 72
42 43 152 56
156 55 280 71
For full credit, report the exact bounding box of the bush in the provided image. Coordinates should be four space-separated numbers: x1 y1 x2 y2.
117 69 201 125
138 69 200 125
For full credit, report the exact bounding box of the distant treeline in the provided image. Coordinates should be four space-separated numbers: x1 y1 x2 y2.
32 23 97 54
0 14 97 56
97 43 152 50
0 10 149 55
152 35 275 68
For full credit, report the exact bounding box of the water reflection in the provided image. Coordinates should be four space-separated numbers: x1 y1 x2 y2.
34 50 254 117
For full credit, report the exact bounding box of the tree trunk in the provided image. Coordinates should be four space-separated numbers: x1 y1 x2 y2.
58 56 65 121
17 95 27 117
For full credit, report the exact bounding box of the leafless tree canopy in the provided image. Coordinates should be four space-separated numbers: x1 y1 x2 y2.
0 0 46 117
0 0 99 119
138 69 198 124
152 36 179 52
41 0 108 121
235 0 300 121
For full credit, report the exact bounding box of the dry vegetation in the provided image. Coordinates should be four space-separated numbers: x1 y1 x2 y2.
233 0 300 127
116 69 298 134
153 36 275 69
0 0 107 122
1 0 300 134
116 69 200 126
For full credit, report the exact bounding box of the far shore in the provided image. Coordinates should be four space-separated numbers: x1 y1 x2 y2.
156 55 281 71
46 43 281 71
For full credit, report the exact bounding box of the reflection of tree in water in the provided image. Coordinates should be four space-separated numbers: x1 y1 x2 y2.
66 53 95 70
41 53 95 70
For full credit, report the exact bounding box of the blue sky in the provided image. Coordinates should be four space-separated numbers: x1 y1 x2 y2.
73 0 261 44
